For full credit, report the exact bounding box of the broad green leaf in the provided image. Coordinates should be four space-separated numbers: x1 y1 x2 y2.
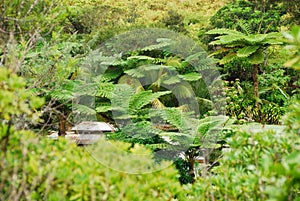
95 105 112 112
284 55 300 70
162 75 181 85
209 47 232 57
237 46 260 57
127 55 155 61
248 50 264 64
266 32 283 39
219 52 237 64
178 73 202 81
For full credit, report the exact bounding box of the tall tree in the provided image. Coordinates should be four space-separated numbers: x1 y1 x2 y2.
206 28 283 98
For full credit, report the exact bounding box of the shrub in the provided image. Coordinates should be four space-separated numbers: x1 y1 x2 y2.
186 128 300 200
0 130 183 200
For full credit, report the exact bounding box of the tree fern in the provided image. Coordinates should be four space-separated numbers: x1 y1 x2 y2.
206 28 284 98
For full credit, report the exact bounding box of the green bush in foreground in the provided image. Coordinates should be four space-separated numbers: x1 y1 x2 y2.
0 129 183 200
187 128 300 201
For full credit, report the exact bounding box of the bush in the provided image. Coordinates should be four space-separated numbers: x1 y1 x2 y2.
186 128 300 200
0 129 183 200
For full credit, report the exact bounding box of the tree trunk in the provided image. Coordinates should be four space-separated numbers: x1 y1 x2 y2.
58 110 68 136
188 156 195 183
253 64 259 98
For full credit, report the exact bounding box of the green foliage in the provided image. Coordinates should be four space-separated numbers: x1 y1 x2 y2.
129 90 171 114
208 0 288 35
259 66 291 104
225 78 287 124
0 128 183 200
161 10 187 33
284 26 300 70
186 129 300 200
284 99 300 135
0 68 44 123
0 0 66 44
206 28 283 65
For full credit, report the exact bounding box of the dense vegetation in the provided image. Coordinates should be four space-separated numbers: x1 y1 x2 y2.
0 0 299 200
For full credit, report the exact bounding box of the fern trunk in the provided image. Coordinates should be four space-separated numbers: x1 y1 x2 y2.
187 154 196 183
58 110 68 136
253 64 259 98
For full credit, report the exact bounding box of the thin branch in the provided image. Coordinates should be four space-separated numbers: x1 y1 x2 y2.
25 0 41 18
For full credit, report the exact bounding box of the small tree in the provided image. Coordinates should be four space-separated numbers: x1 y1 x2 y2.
206 28 283 98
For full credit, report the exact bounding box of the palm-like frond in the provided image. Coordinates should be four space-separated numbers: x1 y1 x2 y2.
193 115 230 146
95 82 115 98
129 90 171 114
206 28 245 36
48 80 76 101
141 38 173 51
178 72 202 81
154 107 196 133
73 104 96 115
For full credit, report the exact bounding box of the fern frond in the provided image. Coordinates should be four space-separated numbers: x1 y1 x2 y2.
178 72 202 81
127 55 155 61
156 108 196 133
73 104 96 115
125 65 176 78
145 143 168 150
209 48 232 57
206 28 245 36
129 90 171 114
97 68 123 82
209 35 245 45
159 132 193 146
236 46 260 57
95 105 112 113
152 98 165 109
162 75 181 85
219 52 237 65
244 34 266 43
197 115 229 136
111 84 135 119
141 38 173 51
185 51 207 62
237 19 252 35
49 80 76 100
95 82 115 98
